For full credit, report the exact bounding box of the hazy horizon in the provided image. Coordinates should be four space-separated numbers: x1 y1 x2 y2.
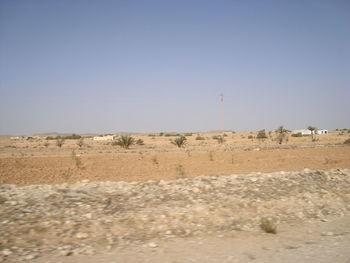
1 0 349 136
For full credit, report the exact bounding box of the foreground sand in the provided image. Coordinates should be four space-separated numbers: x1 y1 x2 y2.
1 169 349 262
34 214 350 263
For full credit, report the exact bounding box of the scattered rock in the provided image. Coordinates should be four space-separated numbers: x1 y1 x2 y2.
284 245 300 249
0 169 350 261
24 254 38 260
322 232 334 236
59 250 73 256
76 232 89 239
84 213 92 219
148 242 158 248
1 249 12 256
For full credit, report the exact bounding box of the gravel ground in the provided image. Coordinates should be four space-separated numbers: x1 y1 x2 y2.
1 168 350 262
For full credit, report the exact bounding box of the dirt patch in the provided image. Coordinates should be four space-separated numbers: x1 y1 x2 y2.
1 146 349 185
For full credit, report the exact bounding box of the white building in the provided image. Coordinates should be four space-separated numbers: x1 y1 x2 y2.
93 135 115 141
292 129 328 136
10 136 22 140
292 129 312 136
317 129 328 135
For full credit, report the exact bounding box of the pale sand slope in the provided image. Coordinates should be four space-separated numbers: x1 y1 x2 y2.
2 169 349 263
34 214 350 263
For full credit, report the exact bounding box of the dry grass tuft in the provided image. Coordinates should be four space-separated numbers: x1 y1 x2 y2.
209 151 214 161
71 150 83 169
152 156 159 165
175 164 185 178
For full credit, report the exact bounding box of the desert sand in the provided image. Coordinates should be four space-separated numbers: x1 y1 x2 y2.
0 130 349 185
1 130 350 263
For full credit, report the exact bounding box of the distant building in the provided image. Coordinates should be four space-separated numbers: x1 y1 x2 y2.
292 129 328 136
316 129 328 135
93 135 115 141
292 129 312 136
10 136 22 140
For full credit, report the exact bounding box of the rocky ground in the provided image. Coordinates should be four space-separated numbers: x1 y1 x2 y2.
1 168 350 262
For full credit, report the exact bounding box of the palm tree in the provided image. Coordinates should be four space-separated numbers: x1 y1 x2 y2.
307 126 317 141
113 136 135 149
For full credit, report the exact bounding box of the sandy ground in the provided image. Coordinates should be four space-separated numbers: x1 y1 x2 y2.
0 146 349 185
0 131 349 185
1 130 349 158
33 213 350 263
1 131 350 262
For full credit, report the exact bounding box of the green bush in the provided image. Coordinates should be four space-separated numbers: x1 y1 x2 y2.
195 136 205 140
64 134 81 140
184 133 193 136
47 134 81 140
172 136 187 148
165 133 181 137
256 130 267 139
248 135 254 139
215 135 225 144
113 136 135 149
291 132 302 137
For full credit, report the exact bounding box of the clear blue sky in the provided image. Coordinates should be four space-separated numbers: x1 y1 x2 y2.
1 0 349 135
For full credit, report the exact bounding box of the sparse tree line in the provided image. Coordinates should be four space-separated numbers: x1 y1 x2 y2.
44 126 349 149
46 134 82 140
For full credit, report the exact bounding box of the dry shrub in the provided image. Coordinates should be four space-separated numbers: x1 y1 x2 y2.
71 150 83 169
56 138 65 147
152 156 158 165
209 151 214 161
260 217 277 234
175 164 185 178
136 139 144 145
77 138 84 148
